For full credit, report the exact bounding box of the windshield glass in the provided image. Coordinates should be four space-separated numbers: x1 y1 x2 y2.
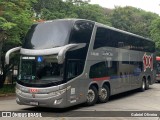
18 55 64 86
23 20 73 49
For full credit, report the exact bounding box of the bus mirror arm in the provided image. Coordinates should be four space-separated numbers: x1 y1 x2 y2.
58 44 78 64
5 46 21 64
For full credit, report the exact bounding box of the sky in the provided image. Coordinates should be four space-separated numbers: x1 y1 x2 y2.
89 0 160 15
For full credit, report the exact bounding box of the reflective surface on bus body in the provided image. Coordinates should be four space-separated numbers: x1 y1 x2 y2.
18 20 94 87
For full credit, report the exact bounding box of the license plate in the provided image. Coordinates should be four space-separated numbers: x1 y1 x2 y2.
30 101 39 106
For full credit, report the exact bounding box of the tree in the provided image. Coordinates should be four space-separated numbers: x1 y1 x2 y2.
33 0 111 25
75 4 111 25
150 18 160 54
108 6 158 38
0 0 35 87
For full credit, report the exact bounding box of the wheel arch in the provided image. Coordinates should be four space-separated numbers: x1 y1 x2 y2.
142 76 146 81
89 82 99 91
147 75 151 84
102 81 111 95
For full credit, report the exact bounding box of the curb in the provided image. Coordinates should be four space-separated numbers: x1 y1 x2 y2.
0 93 16 97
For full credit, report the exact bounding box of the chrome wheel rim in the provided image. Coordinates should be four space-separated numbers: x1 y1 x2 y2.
100 88 107 100
87 89 95 103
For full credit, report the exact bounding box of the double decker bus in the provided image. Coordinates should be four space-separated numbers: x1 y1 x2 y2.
5 19 156 108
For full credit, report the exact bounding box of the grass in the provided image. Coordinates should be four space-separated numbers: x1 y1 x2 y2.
0 84 16 94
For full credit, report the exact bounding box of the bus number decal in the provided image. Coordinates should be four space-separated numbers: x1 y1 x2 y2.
29 88 39 93
143 53 153 72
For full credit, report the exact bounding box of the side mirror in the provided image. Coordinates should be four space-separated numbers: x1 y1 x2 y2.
5 47 21 64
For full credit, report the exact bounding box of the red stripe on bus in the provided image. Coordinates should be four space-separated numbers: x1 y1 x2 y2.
93 77 110 81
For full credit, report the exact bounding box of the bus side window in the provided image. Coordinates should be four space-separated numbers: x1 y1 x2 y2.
67 60 84 81
89 62 108 79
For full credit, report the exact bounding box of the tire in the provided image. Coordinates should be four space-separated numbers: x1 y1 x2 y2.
145 79 149 90
86 86 98 106
98 85 110 103
140 79 145 92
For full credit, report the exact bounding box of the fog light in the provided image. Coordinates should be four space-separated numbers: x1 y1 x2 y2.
54 98 63 105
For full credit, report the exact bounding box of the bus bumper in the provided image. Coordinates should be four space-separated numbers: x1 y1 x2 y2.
16 93 68 108
15 84 69 108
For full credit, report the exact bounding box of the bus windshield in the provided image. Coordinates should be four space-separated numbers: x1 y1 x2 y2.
23 20 72 49
18 55 64 86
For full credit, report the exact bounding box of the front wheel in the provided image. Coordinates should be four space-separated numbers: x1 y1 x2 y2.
98 85 110 103
86 86 98 106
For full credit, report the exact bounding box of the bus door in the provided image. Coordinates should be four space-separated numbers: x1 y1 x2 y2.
66 60 85 105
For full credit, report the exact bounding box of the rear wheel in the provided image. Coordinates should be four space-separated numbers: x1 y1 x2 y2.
140 79 145 92
145 79 149 90
86 86 98 106
98 85 110 103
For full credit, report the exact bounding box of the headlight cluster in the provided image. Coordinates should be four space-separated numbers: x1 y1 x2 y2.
49 88 66 97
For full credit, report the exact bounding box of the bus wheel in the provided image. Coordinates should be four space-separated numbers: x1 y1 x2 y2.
145 79 149 90
140 79 145 92
98 85 110 103
86 86 98 106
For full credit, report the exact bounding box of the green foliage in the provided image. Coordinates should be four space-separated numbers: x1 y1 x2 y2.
0 17 16 31
0 84 15 94
0 0 34 45
33 0 111 25
33 0 75 19
75 4 111 25
150 18 160 48
0 0 35 87
108 6 159 38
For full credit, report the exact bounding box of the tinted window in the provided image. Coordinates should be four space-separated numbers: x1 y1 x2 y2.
121 61 143 76
18 55 64 87
66 21 94 60
89 61 117 78
23 21 73 49
67 60 84 80
94 27 155 52
69 21 94 44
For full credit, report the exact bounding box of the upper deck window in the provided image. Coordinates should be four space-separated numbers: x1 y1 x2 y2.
93 27 155 52
69 21 94 44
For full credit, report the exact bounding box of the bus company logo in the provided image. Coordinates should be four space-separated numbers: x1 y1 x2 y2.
29 88 39 93
102 50 113 57
143 53 153 72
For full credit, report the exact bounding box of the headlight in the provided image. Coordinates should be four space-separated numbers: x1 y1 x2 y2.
49 88 66 97
16 88 22 94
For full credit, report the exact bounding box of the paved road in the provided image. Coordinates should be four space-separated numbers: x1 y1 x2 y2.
1 83 160 120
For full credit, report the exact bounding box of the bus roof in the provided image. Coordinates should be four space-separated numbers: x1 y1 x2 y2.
35 18 153 43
